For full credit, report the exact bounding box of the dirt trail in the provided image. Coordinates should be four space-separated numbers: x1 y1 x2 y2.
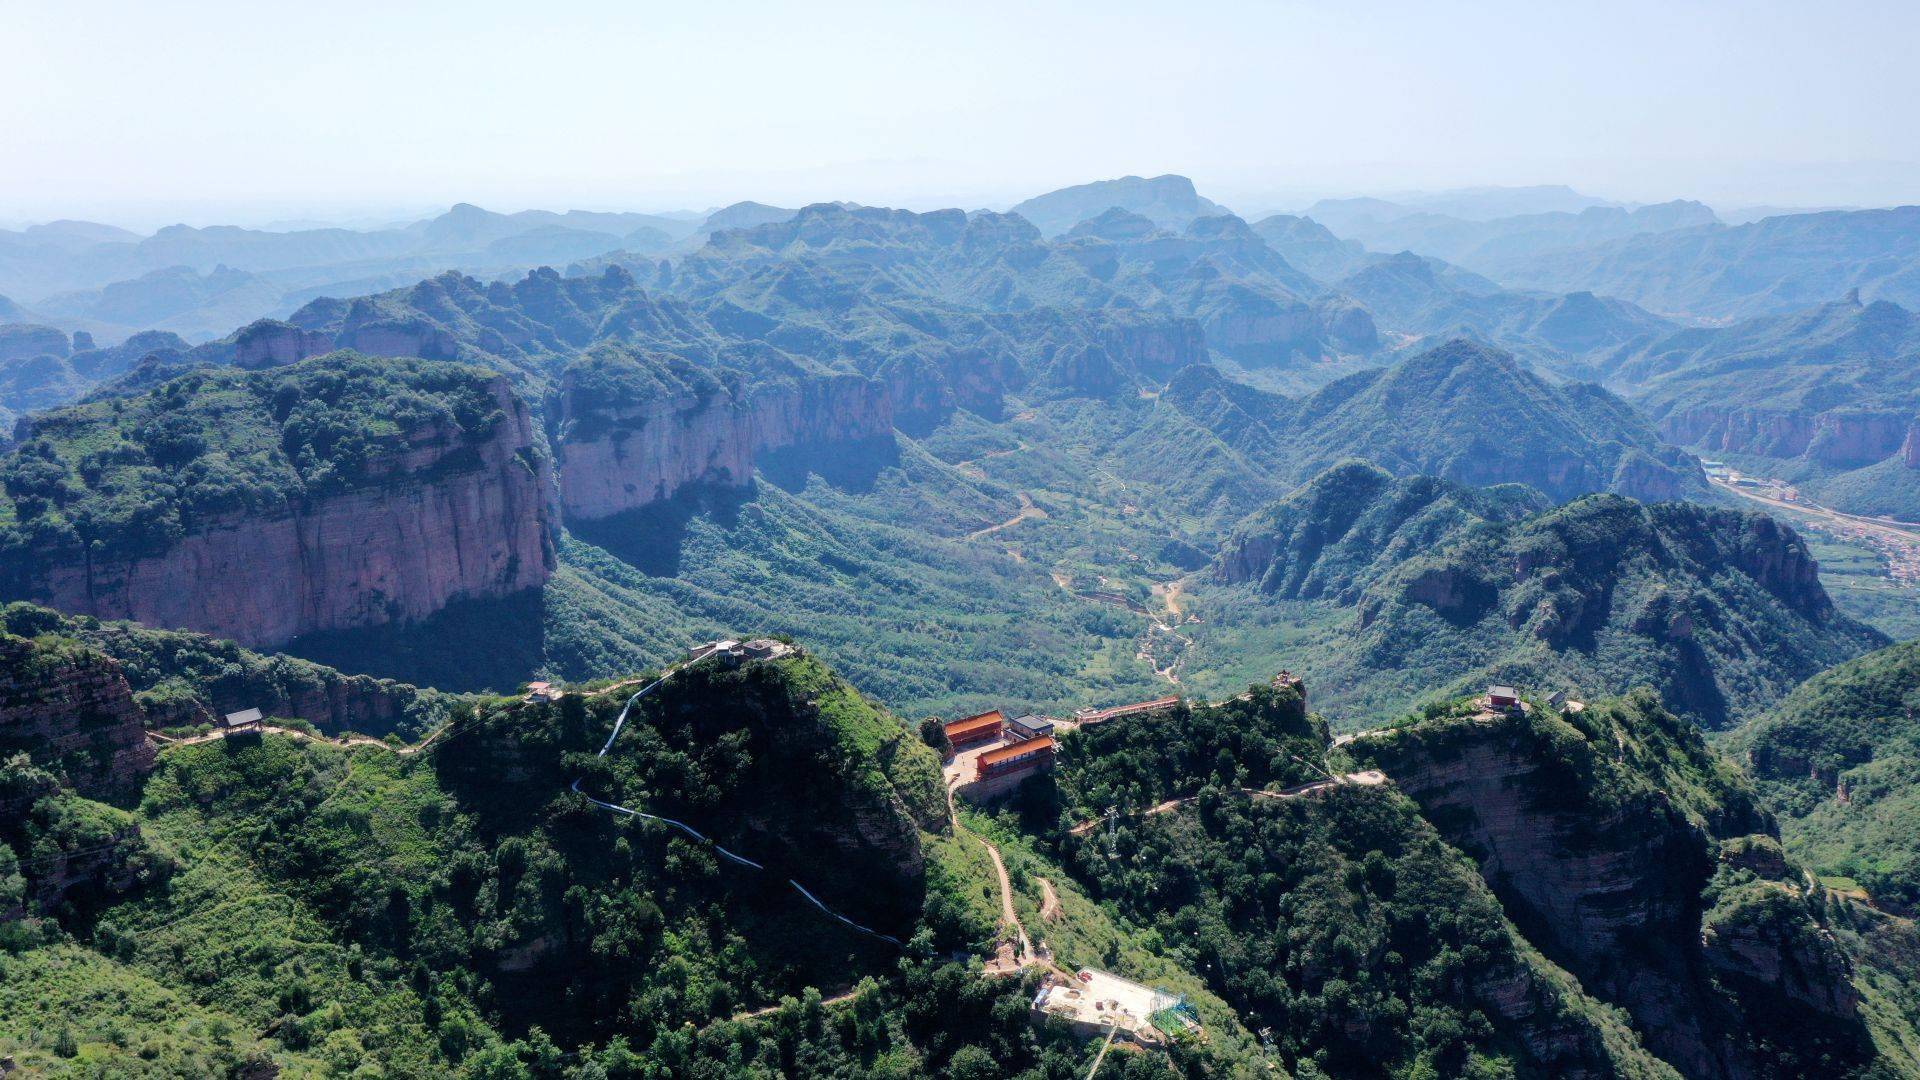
1136 577 1197 684
947 776 1041 969
1037 877 1063 923
157 725 415 753
729 987 860 1022
967 492 1046 540
1067 771 1386 836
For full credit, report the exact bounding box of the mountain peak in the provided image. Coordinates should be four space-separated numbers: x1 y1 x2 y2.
1011 174 1226 236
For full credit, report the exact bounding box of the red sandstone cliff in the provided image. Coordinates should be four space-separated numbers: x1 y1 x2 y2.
23 378 554 649
0 636 154 800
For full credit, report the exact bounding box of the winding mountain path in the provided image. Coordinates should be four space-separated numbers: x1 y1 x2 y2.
1066 771 1386 836
946 775 1041 970
967 492 1046 540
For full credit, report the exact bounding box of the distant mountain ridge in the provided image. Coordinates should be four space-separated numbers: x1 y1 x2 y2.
1152 338 1704 504
1331 251 1677 378
0 200 745 344
1008 173 1227 236
1495 205 1920 320
1612 294 1920 517
1313 199 1722 279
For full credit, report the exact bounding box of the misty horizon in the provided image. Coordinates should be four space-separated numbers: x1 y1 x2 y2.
8 0 1920 229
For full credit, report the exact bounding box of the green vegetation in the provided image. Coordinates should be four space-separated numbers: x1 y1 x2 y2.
0 652 1190 1077
0 601 453 740
1727 639 1920 913
0 352 511 569
1053 681 1325 815
1060 781 1677 1078
1347 691 1908 1078
1206 465 1886 729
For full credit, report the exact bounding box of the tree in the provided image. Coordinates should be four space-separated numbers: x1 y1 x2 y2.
919 717 951 756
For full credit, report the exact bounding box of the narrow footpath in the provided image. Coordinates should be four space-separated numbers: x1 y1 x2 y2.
1067 771 1386 836
946 776 1042 970
152 658 906 950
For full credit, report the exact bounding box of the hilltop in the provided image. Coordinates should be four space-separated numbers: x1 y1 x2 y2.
1007 174 1228 236
1202 463 1884 727
1149 339 1704 505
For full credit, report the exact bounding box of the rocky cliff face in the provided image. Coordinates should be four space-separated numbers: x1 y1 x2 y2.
553 371 893 520
232 319 336 368
22 378 554 648
1662 405 1918 469
0 635 154 800
1355 708 1869 1079
136 665 436 738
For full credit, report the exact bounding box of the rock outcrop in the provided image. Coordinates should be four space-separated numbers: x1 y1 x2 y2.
1661 405 1919 470
1354 704 1871 1078
0 635 154 800
19 377 554 649
553 371 893 520
232 319 335 368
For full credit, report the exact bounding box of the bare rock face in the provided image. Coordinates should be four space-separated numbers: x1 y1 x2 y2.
1356 716 1871 1079
1701 895 1860 1019
24 379 554 649
554 371 892 520
1663 405 1914 469
1901 419 1920 469
232 320 335 369
1661 406 1816 458
1806 411 1911 468
1728 513 1826 605
1098 319 1208 380
0 636 154 800
1610 451 1694 502
335 318 460 361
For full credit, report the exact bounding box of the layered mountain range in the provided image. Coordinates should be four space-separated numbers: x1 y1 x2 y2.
0 201 797 342
1603 294 1920 516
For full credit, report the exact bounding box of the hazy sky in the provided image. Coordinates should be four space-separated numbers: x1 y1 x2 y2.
5 0 1918 227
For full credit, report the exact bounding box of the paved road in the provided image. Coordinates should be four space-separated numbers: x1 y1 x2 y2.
1712 476 1920 545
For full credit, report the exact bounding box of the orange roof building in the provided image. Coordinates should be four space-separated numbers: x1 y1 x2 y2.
977 736 1055 780
944 710 1005 749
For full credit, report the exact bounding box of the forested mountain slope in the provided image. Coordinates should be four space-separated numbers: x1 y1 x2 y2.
1613 294 1920 517
1150 339 1704 505
1200 463 1884 727
0 353 555 648
1345 692 1920 1078
1727 639 1920 914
